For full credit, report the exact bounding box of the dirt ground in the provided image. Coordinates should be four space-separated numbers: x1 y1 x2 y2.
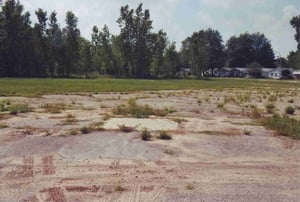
0 89 300 202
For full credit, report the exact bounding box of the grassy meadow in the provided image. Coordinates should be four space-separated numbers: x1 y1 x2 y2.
0 78 299 96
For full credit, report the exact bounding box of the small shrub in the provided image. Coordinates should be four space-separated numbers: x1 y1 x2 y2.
243 129 251 136
164 150 174 155
265 103 275 113
90 122 105 131
80 126 90 134
113 98 169 118
43 103 66 114
0 99 11 112
8 104 31 115
0 124 8 129
164 107 177 114
268 95 277 102
172 117 187 124
115 185 126 192
251 108 262 119
64 114 77 124
224 95 235 103
141 129 152 141
197 98 202 105
186 184 195 190
118 124 135 132
158 130 172 140
45 130 52 136
204 97 210 103
103 113 111 121
285 106 295 115
262 115 300 139
217 102 225 109
70 130 78 136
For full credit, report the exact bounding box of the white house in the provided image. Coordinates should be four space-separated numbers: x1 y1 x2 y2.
261 68 280 79
293 70 300 80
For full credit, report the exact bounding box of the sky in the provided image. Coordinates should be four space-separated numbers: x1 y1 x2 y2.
19 0 300 57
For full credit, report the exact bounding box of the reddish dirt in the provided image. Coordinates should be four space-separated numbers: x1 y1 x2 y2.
42 155 55 175
40 187 67 202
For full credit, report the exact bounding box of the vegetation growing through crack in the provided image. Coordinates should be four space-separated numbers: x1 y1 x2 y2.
262 115 300 139
113 98 169 118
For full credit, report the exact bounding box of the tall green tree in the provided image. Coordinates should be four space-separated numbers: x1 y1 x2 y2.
288 51 300 69
181 30 209 78
0 0 33 76
290 15 300 50
0 0 5 75
226 33 275 68
150 30 168 77
117 3 153 78
289 14 300 69
62 11 80 77
91 25 116 75
78 37 93 76
46 11 63 76
32 8 48 77
181 29 225 77
205 29 225 73
162 42 180 78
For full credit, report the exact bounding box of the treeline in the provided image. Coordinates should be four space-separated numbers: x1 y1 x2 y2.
0 0 299 78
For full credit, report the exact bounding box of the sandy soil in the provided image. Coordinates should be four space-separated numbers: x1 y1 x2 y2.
0 89 300 202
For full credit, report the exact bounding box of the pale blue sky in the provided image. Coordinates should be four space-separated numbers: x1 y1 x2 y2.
20 0 300 57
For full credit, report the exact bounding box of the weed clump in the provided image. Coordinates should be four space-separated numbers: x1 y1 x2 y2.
285 106 295 115
43 103 66 114
0 124 8 129
265 103 275 113
8 104 31 115
80 126 90 134
1 100 31 115
158 130 172 140
118 124 135 132
63 114 77 125
262 115 300 139
141 128 152 141
172 117 187 124
251 108 262 119
113 98 168 118
70 130 78 135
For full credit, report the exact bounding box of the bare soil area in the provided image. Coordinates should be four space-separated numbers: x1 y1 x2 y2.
0 89 300 202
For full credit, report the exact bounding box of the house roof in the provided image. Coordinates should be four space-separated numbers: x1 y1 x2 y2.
293 71 300 75
234 68 248 73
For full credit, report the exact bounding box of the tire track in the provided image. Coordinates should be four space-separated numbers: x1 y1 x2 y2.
40 187 66 202
41 155 55 175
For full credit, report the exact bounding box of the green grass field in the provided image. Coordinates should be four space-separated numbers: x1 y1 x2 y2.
0 78 299 96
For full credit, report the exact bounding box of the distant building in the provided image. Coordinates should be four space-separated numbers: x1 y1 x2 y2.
293 71 300 80
232 68 248 77
213 67 247 77
261 67 281 79
213 68 231 77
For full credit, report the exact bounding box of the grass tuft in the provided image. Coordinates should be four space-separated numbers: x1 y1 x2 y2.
262 115 300 139
265 103 275 113
43 103 66 114
118 124 135 132
80 126 90 134
113 98 168 118
285 106 295 115
141 128 152 141
158 130 172 140
8 104 31 115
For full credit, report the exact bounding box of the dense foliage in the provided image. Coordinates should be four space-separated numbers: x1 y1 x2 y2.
0 0 299 78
